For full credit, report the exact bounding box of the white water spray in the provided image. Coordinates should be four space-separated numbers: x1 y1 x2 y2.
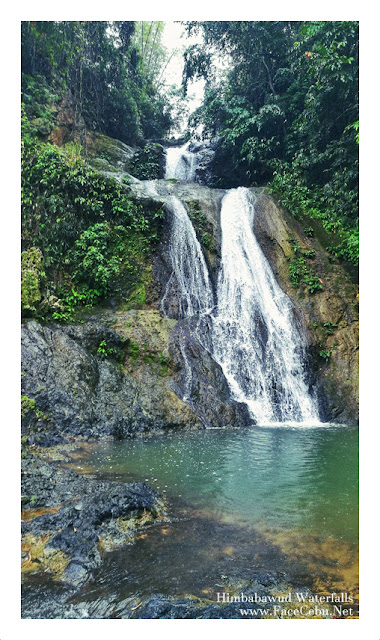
161 195 214 319
162 143 320 423
213 187 319 422
165 142 198 182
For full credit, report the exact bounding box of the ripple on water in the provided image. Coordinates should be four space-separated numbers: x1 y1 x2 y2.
59 424 358 609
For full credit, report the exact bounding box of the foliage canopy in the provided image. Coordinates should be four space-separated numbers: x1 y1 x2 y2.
183 21 358 266
21 20 172 144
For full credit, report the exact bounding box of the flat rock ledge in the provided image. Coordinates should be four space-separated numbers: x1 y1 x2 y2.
22 451 164 589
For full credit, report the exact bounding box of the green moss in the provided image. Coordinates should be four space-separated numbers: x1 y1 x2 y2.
21 395 41 420
123 336 172 377
187 202 216 255
143 351 156 365
288 238 323 295
201 232 215 252
127 340 140 363
90 133 131 166
124 266 153 310
159 353 169 377
21 247 45 314
21 394 45 433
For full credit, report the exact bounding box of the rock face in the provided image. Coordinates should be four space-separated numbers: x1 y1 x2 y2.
21 304 249 440
47 91 87 146
253 190 359 423
188 138 219 186
21 318 202 439
85 132 136 171
168 319 251 427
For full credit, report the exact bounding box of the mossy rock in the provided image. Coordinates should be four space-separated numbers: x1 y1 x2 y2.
21 247 45 314
22 532 70 578
127 143 165 180
113 309 177 354
87 132 135 168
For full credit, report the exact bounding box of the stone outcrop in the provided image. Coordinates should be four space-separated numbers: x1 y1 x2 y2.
47 91 87 146
85 132 135 171
21 318 202 440
21 305 249 441
22 452 162 587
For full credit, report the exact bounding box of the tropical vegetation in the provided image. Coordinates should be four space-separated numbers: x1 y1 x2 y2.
183 21 359 266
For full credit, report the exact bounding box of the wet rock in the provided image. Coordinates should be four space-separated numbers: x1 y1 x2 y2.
22 454 162 585
188 138 220 186
22 573 318 619
21 319 203 438
62 562 89 587
168 319 252 427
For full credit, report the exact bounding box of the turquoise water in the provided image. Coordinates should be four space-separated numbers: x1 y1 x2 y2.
83 424 358 543
48 423 358 604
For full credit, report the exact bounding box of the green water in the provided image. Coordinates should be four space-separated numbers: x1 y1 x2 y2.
84 424 358 543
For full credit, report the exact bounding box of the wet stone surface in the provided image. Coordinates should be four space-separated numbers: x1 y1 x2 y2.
22 451 163 589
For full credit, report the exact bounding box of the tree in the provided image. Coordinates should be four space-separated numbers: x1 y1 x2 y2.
21 20 173 144
182 21 358 265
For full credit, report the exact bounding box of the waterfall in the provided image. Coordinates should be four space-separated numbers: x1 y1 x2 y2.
161 196 214 319
162 143 320 424
165 142 198 182
213 188 319 423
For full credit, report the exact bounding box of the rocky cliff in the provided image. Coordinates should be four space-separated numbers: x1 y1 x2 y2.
21 135 358 444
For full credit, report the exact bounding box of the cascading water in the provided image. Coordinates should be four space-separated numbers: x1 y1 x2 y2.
161 195 215 401
213 188 319 423
161 196 214 319
165 142 198 182
162 142 320 424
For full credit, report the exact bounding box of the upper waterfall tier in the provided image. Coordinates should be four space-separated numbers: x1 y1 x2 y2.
165 142 198 182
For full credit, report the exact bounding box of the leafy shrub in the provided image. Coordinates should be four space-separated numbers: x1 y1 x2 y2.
319 349 331 363
21 129 165 315
71 222 141 296
288 238 323 294
128 143 165 180
96 340 119 359
270 164 358 267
